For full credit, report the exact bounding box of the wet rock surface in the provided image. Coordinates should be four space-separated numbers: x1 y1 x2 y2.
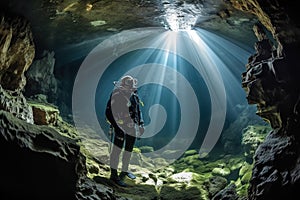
0 110 82 200
0 84 34 124
1 0 258 52
239 0 300 199
0 13 35 90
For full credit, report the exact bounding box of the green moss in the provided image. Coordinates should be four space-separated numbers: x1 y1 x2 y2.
236 183 250 197
139 145 154 153
133 147 141 153
239 162 253 177
28 101 59 112
183 149 198 157
241 171 252 184
228 157 245 171
212 167 231 177
160 183 201 199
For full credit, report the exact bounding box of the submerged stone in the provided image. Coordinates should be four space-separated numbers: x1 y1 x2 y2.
212 167 231 177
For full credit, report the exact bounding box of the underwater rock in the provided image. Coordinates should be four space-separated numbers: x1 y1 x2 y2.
79 136 110 165
159 185 201 200
0 13 35 91
248 129 300 199
212 183 239 200
236 2 300 197
0 110 83 199
241 14 299 131
0 85 33 124
77 176 128 200
212 167 231 177
139 145 154 153
238 162 252 179
169 171 193 184
183 149 198 157
241 125 271 161
203 176 228 199
25 50 58 103
29 101 60 126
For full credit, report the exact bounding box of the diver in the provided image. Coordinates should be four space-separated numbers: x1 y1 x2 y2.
105 75 144 187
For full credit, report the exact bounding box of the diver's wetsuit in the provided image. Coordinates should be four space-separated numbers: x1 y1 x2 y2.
108 86 143 179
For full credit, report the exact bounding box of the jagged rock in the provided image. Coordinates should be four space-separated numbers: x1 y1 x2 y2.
25 50 58 103
231 1 300 199
203 176 228 199
76 176 128 200
228 0 300 51
241 125 271 161
0 110 84 199
0 84 33 124
0 13 35 91
248 129 300 199
242 22 291 129
212 183 239 200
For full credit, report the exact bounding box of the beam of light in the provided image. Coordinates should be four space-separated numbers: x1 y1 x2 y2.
189 28 254 110
126 64 199 154
184 28 255 154
163 1 201 31
72 26 254 166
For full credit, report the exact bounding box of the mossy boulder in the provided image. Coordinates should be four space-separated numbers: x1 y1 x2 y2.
212 167 231 177
183 149 198 157
139 145 154 153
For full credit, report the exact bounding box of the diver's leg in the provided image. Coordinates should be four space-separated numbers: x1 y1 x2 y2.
120 133 136 180
109 128 126 186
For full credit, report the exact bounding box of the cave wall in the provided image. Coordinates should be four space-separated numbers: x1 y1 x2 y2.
0 13 35 91
228 0 300 199
0 13 127 200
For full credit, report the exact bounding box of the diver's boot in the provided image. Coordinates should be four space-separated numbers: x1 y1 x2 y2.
120 171 136 180
110 168 127 187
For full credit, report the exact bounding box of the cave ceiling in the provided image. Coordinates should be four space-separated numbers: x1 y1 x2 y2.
2 0 259 54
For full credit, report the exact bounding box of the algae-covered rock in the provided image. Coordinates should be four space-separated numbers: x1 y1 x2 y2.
183 149 198 157
139 145 154 153
236 183 249 197
241 171 252 184
212 183 239 200
182 154 202 166
239 162 253 177
159 185 201 200
242 125 271 159
228 157 245 171
168 172 194 184
203 176 228 199
212 167 231 177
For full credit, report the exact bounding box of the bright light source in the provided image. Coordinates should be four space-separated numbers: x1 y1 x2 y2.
163 2 200 31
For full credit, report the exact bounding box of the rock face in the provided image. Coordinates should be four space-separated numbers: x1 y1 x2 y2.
235 0 300 199
0 13 35 91
249 129 300 199
25 50 58 103
0 110 84 200
0 84 34 124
